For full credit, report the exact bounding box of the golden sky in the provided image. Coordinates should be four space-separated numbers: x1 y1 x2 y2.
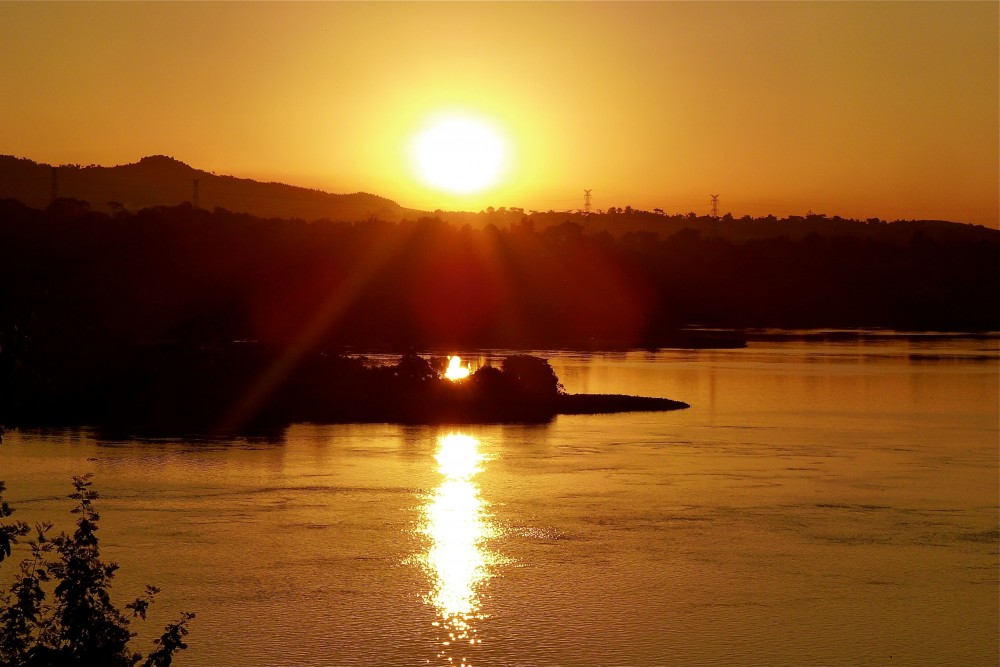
1 1 997 226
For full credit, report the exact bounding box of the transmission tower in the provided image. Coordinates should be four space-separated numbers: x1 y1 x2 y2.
583 189 592 215
710 194 719 219
192 179 200 209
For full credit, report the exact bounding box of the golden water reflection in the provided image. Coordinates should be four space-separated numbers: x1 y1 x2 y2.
421 433 498 666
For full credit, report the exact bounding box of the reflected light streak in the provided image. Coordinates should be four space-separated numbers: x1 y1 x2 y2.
421 433 496 665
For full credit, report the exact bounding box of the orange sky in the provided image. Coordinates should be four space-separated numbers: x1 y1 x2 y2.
1 2 997 226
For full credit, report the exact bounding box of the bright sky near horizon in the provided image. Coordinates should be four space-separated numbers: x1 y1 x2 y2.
1 2 997 226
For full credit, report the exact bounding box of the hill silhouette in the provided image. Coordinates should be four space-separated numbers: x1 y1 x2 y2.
2 154 996 243
0 154 408 222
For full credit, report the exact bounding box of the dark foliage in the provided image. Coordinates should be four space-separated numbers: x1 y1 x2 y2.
500 355 564 400
0 198 994 426
0 475 194 667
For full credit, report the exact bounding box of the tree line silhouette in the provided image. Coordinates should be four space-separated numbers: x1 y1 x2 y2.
0 196 996 425
2 197 995 349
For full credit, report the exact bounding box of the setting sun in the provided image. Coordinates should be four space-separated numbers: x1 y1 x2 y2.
410 114 508 196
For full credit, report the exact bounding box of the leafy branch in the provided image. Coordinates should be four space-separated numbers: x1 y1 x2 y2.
0 471 195 667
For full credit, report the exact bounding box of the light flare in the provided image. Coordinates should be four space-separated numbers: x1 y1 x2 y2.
444 356 471 381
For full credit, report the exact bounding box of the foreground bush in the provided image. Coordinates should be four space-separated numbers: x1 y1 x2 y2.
0 473 193 666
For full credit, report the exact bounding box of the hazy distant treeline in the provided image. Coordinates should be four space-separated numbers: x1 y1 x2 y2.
1 197 997 358
439 206 1000 248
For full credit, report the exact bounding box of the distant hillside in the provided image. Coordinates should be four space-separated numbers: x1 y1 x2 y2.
0 154 409 222
3 154 995 244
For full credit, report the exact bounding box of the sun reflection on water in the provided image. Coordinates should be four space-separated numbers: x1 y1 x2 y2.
421 433 497 666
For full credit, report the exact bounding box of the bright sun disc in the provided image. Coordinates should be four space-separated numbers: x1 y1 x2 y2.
411 115 507 195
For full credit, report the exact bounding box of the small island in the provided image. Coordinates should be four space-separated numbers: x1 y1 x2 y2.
2 347 688 431
374 353 690 424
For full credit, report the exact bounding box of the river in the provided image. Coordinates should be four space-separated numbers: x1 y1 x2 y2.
2 333 997 666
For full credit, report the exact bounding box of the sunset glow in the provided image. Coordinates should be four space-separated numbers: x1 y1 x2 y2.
2 3 995 224
0 1 996 664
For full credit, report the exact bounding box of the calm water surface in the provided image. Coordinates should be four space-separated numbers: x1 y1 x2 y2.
2 335 997 666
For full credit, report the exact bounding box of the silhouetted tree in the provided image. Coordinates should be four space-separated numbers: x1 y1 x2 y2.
0 474 194 667
501 355 563 400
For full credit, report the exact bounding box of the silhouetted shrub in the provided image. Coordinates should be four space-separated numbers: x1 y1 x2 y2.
391 353 437 383
0 473 194 667
470 364 504 394
501 355 563 400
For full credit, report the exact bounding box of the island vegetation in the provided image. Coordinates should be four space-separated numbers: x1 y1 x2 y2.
1 346 686 432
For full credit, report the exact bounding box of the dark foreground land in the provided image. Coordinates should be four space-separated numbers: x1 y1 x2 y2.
2 198 997 355
1 350 687 432
3 195 996 431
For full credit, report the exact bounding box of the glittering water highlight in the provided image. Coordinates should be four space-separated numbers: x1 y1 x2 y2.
420 433 498 666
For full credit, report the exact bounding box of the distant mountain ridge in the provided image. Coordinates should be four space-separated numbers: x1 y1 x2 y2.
0 154 409 222
2 154 995 243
